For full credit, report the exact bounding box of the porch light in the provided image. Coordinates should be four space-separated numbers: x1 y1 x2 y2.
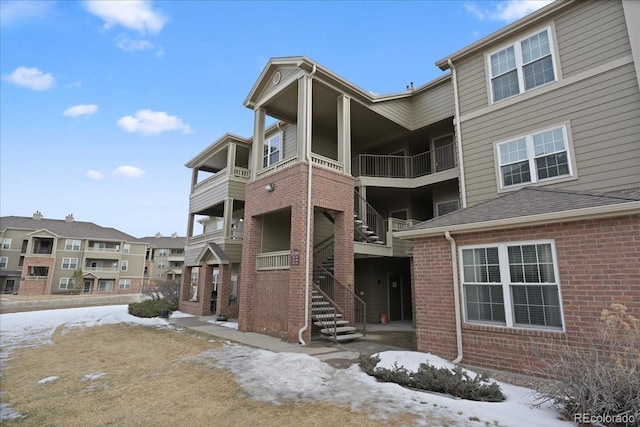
265 183 275 192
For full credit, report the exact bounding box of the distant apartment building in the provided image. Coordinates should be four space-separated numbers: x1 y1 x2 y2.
139 233 186 285
0 213 147 295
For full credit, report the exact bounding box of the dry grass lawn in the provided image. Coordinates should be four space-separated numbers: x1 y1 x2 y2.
1 324 420 427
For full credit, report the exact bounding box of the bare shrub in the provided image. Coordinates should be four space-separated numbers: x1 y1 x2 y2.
532 303 639 426
144 279 180 306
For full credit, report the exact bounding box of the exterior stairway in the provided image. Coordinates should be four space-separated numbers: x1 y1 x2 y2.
354 214 385 244
312 259 365 342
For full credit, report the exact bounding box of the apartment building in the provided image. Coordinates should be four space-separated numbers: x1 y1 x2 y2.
180 0 639 371
0 213 147 295
139 233 186 286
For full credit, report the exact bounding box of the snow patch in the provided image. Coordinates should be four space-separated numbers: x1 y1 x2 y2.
82 372 108 381
37 376 59 384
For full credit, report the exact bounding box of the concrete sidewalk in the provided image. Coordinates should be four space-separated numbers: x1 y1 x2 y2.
169 315 416 368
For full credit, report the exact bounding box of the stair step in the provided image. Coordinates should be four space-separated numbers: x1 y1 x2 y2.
320 326 357 334
314 319 349 327
327 332 364 342
312 301 330 307
312 313 343 320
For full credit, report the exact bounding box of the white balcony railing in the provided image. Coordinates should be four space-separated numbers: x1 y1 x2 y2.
256 156 298 178
311 153 344 172
233 166 250 179
84 266 119 272
389 218 417 232
25 276 48 281
86 247 120 253
192 168 228 194
188 229 224 245
256 250 290 271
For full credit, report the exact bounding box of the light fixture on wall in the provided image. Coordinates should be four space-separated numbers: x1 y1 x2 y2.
265 183 275 192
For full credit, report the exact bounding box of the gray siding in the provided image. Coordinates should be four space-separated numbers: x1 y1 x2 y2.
189 180 246 214
411 81 455 129
370 98 412 129
556 0 631 78
281 123 297 160
462 62 640 205
456 53 488 117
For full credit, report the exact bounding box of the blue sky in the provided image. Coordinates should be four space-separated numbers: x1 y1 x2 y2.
0 0 551 238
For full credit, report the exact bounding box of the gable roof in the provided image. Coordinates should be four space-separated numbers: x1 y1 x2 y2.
0 216 140 242
138 236 186 249
396 187 640 238
195 243 230 265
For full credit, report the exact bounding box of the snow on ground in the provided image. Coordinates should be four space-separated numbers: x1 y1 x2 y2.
206 319 239 330
0 306 570 426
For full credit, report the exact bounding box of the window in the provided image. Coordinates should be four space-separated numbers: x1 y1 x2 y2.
461 241 563 330
157 249 168 257
61 258 78 269
119 279 131 290
65 239 81 251
262 133 282 168
436 201 459 217
2 238 12 250
59 278 75 290
0 257 7 269
98 280 114 292
121 260 128 271
489 28 556 103
497 125 572 189
123 243 130 254
157 262 167 269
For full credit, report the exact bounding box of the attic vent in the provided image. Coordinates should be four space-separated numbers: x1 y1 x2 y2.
272 71 281 85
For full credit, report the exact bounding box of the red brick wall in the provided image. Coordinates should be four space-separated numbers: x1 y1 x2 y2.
239 163 354 343
19 257 55 295
412 215 640 374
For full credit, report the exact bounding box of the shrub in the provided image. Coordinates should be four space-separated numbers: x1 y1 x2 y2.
128 299 178 318
532 303 640 426
144 279 180 306
359 355 505 402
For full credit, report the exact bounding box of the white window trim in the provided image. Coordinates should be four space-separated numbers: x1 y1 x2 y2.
123 243 131 254
459 239 565 332
2 238 12 250
65 239 81 251
98 280 114 292
61 257 78 269
119 279 131 289
121 260 128 271
486 25 559 104
262 132 282 168
0 256 7 269
494 122 578 192
59 278 74 290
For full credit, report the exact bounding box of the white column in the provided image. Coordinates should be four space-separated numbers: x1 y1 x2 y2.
251 108 266 179
337 95 351 175
227 143 237 177
297 76 313 161
223 198 234 239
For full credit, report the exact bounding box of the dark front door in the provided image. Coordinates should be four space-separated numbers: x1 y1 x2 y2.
4 279 15 293
434 135 455 172
388 273 402 321
83 280 93 293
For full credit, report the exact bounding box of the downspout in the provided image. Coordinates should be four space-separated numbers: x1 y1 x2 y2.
447 59 467 209
298 64 317 345
445 231 463 364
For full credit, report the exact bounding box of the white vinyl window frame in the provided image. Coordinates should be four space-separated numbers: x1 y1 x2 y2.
157 249 168 257
121 260 128 271
59 278 75 290
119 279 131 289
2 238 12 250
459 240 565 332
65 239 81 251
262 132 282 168
157 262 167 269
487 26 558 104
61 257 78 269
494 123 577 191
0 257 7 269
123 243 131 254
98 280 114 292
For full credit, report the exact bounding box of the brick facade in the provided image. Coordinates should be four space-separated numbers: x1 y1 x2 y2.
238 163 354 343
412 215 640 374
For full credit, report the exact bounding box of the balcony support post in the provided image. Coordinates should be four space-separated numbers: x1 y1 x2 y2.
227 143 237 177
223 198 234 239
337 95 351 175
251 108 266 180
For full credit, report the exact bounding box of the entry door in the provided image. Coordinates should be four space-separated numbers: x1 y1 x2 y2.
434 135 455 172
388 273 403 321
5 279 15 293
83 280 93 293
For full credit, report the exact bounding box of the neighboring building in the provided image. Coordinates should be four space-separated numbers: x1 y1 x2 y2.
180 0 640 372
139 233 187 286
0 213 147 295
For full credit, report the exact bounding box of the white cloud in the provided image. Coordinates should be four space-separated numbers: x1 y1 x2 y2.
0 0 53 26
63 104 99 117
116 36 154 52
2 66 54 90
112 165 145 178
117 109 192 135
84 0 167 34
464 1 553 23
87 170 105 180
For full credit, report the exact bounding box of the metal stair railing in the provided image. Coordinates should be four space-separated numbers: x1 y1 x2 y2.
312 284 340 342
313 262 366 336
354 189 387 244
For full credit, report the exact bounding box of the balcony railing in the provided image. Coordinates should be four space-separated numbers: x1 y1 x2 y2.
352 144 456 178
233 166 250 179
85 266 118 272
256 250 290 271
26 276 48 281
86 247 120 253
311 153 344 172
188 229 224 244
256 156 298 178
389 218 417 232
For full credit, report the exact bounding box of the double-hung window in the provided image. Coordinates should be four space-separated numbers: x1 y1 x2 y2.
59 278 73 290
497 125 572 189
0 257 7 269
461 241 563 330
119 279 131 289
65 239 81 251
62 258 78 269
489 27 556 103
2 238 12 250
263 133 281 168
121 260 128 271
